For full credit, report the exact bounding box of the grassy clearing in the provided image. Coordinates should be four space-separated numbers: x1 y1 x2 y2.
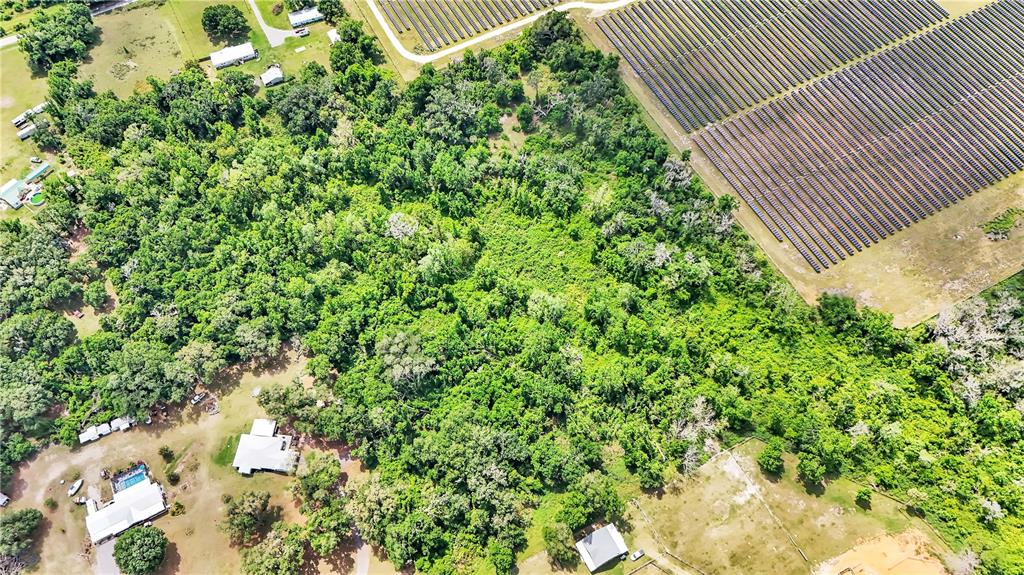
77 4 185 98
623 439 944 575
0 44 48 183
212 433 239 467
253 0 290 29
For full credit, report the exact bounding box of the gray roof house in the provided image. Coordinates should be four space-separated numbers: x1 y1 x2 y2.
232 419 298 475
575 524 628 572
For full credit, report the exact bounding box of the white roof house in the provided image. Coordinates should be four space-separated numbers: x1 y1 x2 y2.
327 28 340 45
232 419 298 475
575 524 628 572
79 425 100 444
288 6 323 27
210 42 257 69
260 65 284 87
85 477 166 544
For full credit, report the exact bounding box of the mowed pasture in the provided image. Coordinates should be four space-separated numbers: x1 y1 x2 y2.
626 440 946 575
693 0 1024 272
597 0 948 133
377 0 561 53
0 45 48 185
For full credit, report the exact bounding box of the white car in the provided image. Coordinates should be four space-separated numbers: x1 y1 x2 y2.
190 392 207 405
67 479 84 497
630 550 645 561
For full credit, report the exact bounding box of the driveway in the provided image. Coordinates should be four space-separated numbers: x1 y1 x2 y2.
244 0 292 47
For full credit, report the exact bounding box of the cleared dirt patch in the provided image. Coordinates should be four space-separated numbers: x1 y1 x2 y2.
627 440 945 575
814 530 948 575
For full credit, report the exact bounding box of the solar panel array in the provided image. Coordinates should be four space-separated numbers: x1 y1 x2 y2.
693 0 1024 272
598 0 949 132
378 0 560 53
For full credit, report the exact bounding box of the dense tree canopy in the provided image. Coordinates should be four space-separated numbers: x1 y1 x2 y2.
0 11 1021 575
18 3 98 71
201 4 249 40
114 526 167 575
0 508 42 558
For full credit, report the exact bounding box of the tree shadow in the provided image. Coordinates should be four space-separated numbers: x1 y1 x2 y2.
155 541 182 575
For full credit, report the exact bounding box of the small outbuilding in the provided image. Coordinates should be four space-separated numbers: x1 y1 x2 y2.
260 64 284 87
232 419 298 475
327 28 340 45
210 42 258 69
575 524 628 573
0 492 10 506
288 6 323 27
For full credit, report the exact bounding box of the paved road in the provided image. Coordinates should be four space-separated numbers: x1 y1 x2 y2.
366 0 638 64
245 0 293 47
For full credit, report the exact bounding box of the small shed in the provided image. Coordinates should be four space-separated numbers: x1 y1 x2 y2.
1 179 24 209
327 28 340 45
31 102 48 115
575 524 628 572
97 422 112 436
210 42 257 69
288 6 323 27
260 65 284 87
11 112 28 126
110 417 132 432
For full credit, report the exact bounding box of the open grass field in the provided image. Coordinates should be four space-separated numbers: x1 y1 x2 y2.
4 347 380 575
0 44 47 184
625 439 947 575
77 4 185 98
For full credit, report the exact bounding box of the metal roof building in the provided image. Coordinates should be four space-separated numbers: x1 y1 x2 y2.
575 524 628 572
261 65 284 87
85 477 166 544
288 6 323 27
232 419 298 475
1 179 24 209
210 42 257 69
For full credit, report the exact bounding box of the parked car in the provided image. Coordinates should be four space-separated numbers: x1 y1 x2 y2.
630 550 645 561
30 156 42 163
295 27 309 37
67 479 84 497
71 310 84 319
190 392 207 405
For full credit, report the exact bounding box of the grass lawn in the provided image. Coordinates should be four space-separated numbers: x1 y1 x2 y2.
0 3 57 35
0 44 48 183
77 4 186 98
253 0 291 29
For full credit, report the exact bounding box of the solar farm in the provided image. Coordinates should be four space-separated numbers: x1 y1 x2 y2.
597 0 950 132
377 0 561 52
694 0 1024 271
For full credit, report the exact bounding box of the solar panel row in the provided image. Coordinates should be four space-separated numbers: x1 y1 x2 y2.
379 0 560 53
598 0 948 132
693 0 1024 271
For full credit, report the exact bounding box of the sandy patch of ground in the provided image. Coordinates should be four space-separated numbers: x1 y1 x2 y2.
624 440 944 575
814 530 948 575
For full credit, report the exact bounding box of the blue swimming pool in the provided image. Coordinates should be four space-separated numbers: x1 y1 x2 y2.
112 465 147 493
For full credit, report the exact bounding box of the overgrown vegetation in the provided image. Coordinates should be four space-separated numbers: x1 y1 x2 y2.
0 10 1020 575
982 207 1023 240
17 2 98 71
